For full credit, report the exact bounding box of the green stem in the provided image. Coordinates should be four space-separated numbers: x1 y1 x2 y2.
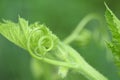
28 42 108 80
77 61 108 80
64 44 108 80
63 14 107 79
64 14 101 44
26 14 107 80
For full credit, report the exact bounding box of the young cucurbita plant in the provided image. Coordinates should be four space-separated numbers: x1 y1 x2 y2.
0 16 108 80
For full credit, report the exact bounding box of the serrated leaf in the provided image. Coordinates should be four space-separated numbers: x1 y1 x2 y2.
105 3 120 71
0 19 28 49
0 17 58 56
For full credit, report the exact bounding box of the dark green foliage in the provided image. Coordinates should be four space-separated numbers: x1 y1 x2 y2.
105 4 120 71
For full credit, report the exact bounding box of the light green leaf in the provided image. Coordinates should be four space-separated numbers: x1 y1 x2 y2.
0 17 58 56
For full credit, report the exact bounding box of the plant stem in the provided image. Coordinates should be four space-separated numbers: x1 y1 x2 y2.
64 14 101 44
77 60 108 80
28 42 108 80
26 14 107 80
62 43 108 80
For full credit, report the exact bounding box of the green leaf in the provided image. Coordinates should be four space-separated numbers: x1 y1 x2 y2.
0 19 28 49
105 3 120 71
0 17 58 56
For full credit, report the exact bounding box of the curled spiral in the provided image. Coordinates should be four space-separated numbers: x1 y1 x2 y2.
27 24 58 57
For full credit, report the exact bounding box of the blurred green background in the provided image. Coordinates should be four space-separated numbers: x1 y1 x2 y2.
0 0 120 80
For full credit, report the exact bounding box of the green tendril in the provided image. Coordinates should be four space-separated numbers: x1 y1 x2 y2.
27 27 55 57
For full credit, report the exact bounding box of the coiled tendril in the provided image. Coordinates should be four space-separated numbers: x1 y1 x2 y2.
27 24 58 58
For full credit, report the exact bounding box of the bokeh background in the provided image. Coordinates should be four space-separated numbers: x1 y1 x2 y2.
0 0 120 80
